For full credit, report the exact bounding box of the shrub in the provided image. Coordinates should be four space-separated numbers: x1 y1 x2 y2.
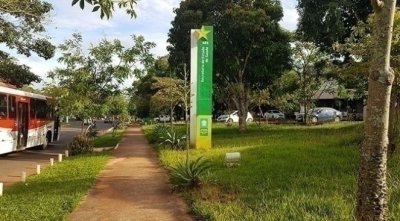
86 129 98 138
160 131 186 150
148 124 169 143
68 135 93 155
169 156 212 189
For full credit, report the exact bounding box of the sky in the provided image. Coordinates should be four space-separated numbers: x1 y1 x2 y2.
1 0 299 88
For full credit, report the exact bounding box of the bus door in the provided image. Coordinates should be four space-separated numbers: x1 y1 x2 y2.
17 102 28 148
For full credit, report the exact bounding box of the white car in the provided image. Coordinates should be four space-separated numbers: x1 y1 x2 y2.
217 111 253 123
264 110 285 119
154 115 173 123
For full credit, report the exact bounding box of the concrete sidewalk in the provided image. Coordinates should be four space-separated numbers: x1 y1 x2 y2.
68 125 193 221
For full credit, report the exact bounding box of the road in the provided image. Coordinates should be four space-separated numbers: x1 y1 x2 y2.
0 121 112 189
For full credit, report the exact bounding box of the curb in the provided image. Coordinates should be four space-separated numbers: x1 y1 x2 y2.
105 127 114 133
93 142 120 152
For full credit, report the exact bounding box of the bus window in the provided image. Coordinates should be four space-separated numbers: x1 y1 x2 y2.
36 100 47 119
8 96 16 118
30 99 36 119
0 94 7 119
47 103 53 119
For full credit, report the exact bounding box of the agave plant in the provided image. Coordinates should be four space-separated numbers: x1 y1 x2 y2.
169 156 212 188
148 124 169 143
160 131 186 149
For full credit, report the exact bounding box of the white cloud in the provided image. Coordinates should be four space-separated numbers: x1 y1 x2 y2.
18 57 54 78
281 0 297 9
280 8 299 31
280 0 299 31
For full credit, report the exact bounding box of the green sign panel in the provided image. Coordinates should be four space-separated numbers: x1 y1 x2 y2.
190 26 213 150
196 26 213 115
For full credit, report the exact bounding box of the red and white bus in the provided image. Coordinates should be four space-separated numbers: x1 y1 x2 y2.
0 84 60 155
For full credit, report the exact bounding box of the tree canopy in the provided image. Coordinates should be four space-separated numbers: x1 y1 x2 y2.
0 0 55 87
0 0 55 59
296 0 372 59
72 0 137 19
291 41 334 123
48 33 155 121
129 56 172 118
150 77 185 115
0 52 40 88
168 0 291 132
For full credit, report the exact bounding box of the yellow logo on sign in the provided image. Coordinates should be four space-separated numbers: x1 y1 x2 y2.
195 26 210 40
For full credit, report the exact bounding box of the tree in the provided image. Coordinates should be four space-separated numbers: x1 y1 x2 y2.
0 0 55 87
356 0 397 220
0 52 40 88
129 56 171 118
213 85 234 117
292 41 333 124
105 95 128 117
106 94 130 135
249 89 269 125
42 84 76 119
48 33 155 130
147 55 170 77
72 0 137 19
168 0 291 132
0 0 55 59
268 70 301 115
167 0 212 73
297 0 372 60
150 77 185 118
20 85 41 93
130 74 156 118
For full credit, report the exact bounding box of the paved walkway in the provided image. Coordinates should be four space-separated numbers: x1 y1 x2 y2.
68 125 193 221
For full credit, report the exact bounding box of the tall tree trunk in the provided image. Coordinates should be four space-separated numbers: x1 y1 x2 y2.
232 82 248 133
356 0 396 220
238 100 247 133
237 83 247 133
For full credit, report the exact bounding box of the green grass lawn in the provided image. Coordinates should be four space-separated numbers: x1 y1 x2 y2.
92 129 124 147
0 153 110 221
143 122 400 220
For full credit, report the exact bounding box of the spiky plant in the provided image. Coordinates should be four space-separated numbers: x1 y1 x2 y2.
160 131 186 150
169 156 212 188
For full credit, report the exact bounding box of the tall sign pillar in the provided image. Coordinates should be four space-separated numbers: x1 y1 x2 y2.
190 26 213 150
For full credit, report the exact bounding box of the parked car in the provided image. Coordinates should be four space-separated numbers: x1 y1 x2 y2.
154 115 174 123
83 118 96 128
216 114 230 122
296 107 342 122
104 118 113 123
264 110 285 119
216 111 253 123
83 118 93 125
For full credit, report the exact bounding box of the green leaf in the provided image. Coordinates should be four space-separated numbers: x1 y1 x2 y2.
72 0 79 6
79 0 85 9
92 6 100 12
